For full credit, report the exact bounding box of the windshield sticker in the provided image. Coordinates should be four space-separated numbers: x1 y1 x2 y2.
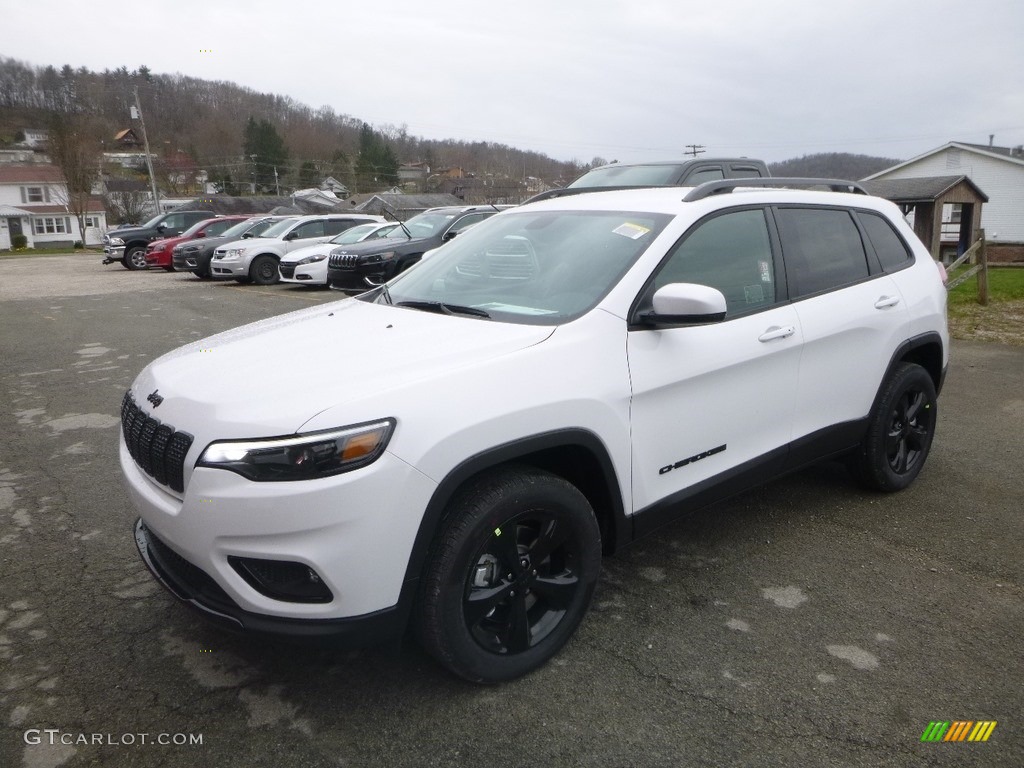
613 222 651 240
759 260 772 283
477 303 559 316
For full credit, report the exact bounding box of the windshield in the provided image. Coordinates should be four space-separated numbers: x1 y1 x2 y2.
180 218 217 238
329 223 387 245
568 164 682 188
395 211 460 239
367 210 670 325
217 218 258 239
260 217 300 239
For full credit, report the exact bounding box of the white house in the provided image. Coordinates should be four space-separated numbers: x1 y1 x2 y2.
0 164 107 249
864 141 1024 244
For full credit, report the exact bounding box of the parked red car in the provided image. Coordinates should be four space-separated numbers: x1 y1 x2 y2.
145 216 251 270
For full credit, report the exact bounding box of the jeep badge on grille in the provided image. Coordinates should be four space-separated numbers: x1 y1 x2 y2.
147 390 163 408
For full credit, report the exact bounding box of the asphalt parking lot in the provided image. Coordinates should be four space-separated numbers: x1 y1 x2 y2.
1 254 1022 767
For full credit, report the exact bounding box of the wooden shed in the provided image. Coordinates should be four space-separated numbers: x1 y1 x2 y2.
862 175 988 261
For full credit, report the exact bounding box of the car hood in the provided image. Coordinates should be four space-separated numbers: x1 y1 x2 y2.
280 242 332 264
177 234 233 252
330 234 423 256
129 298 554 437
107 225 154 239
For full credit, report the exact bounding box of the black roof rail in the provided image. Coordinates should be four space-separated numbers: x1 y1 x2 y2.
683 177 869 202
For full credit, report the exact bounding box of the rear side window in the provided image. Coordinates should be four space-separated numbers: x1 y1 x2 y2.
859 212 912 272
776 208 869 298
685 168 725 185
652 208 776 317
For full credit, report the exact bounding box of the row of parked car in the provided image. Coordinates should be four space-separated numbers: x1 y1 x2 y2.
100 206 518 291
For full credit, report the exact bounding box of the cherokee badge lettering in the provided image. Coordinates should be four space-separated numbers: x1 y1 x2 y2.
659 444 727 475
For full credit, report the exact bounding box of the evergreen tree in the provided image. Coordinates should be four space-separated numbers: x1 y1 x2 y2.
242 116 289 192
354 123 399 192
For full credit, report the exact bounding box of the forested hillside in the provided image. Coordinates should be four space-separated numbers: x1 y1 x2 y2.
0 57 586 193
0 57 904 193
769 153 901 180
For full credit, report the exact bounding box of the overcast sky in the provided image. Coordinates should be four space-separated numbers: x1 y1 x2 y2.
5 0 1023 164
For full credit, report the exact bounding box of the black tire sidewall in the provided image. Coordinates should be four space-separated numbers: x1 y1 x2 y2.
124 247 147 270
419 468 601 683
250 255 278 285
857 363 937 492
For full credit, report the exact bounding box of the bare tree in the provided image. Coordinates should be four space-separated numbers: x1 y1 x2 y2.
104 190 151 225
48 113 102 242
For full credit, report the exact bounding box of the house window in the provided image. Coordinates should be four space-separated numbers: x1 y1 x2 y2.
33 217 68 235
85 216 100 228
23 186 51 203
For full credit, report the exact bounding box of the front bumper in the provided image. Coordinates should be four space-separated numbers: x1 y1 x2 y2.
102 245 125 264
121 433 436 633
210 257 247 278
327 265 383 291
280 260 327 285
135 519 408 642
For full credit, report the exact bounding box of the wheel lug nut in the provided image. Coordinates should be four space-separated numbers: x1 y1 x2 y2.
510 590 516 598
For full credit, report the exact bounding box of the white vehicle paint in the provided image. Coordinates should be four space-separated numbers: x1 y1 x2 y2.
279 221 399 285
121 181 948 682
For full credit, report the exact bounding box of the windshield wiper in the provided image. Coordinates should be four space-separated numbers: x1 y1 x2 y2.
396 300 490 318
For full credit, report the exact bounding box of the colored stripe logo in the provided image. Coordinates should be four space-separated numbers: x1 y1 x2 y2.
921 721 997 742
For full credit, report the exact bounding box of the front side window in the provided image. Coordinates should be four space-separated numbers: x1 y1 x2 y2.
293 220 326 239
684 168 725 186
775 207 869 298
647 208 776 317
161 213 186 231
203 219 237 238
261 218 300 239
371 210 671 325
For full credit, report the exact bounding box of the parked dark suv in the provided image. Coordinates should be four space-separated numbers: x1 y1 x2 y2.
527 157 771 203
327 205 511 291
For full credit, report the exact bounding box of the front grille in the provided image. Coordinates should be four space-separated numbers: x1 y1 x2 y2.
279 263 296 279
329 253 359 269
121 391 193 493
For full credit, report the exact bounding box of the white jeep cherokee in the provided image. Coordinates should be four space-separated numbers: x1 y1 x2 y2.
121 179 948 682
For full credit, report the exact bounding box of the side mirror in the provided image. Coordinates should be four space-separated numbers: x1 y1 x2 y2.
284 231 298 241
638 283 727 326
156 223 167 231
442 230 459 241
195 232 206 238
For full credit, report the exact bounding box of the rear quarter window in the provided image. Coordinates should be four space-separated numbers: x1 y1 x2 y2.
858 211 913 272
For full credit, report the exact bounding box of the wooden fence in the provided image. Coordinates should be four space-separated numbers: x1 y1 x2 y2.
945 228 989 305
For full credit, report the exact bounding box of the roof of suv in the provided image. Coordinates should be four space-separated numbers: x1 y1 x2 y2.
520 178 875 216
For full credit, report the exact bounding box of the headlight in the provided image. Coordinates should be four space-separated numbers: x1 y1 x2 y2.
370 251 397 263
109 237 125 246
296 253 327 266
183 244 201 253
226 248 247 258
197 420 395 482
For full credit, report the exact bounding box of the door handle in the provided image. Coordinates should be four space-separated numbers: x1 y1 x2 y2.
758 325 795 342
874 295 900 309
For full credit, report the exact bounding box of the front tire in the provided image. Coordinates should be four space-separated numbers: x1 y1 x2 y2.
416 466 601 683
249 254 279 285
123 246 147 270
852 362 937 492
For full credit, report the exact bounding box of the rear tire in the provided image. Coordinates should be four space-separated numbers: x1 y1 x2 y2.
416 466 601 683
851 362 937 492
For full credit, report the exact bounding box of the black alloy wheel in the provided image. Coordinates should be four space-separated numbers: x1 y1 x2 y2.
417 466 601 683
852 362 937 492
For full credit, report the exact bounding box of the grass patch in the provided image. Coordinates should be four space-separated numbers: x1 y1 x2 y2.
947 266 1024 345
0 247 101 260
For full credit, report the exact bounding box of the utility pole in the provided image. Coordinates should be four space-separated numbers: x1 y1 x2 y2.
684 144 706 158
132 87 161 213
274 166 280 196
